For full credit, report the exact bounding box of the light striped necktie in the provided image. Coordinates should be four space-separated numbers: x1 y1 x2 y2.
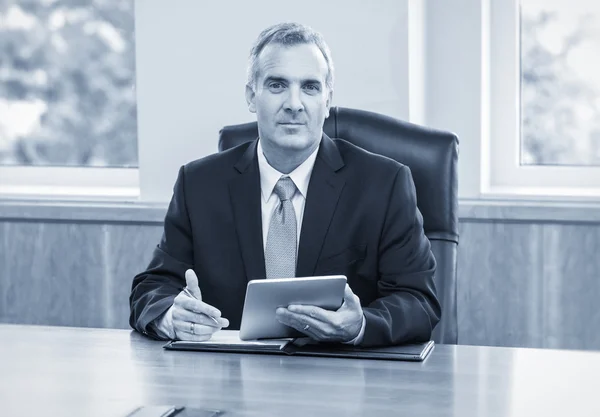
265 177 298 279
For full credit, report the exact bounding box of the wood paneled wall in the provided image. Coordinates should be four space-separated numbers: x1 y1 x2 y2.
0 221 163 330
457 220 600 350
2 216 600 350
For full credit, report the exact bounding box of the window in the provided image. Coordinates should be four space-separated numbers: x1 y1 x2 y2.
487 0 600 198
0 0 138 199
520 1 600 166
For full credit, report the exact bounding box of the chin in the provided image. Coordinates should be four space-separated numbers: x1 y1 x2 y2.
274 134 314 150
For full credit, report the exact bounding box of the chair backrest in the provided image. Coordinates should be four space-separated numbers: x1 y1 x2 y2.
218 106 459 344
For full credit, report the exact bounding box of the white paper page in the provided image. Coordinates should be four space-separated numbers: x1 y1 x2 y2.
183 330 292 347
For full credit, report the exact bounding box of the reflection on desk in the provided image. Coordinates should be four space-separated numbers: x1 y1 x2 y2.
0 324 599 417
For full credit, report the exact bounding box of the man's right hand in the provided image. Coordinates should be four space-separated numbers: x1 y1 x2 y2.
172 269 229 341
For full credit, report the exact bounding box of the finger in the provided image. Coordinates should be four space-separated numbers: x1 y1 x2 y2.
276 308 332 338
185 269 202 299
174 292 222 319
173 319 218 337
286 304 333 323
175 330 213 342
173 307 229 328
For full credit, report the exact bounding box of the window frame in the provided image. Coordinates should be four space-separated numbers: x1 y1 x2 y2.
485 0 600 200
0 1 140 202
0 166 139 200
0 0 140 202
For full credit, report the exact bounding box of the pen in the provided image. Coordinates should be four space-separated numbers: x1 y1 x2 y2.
182 287 221 326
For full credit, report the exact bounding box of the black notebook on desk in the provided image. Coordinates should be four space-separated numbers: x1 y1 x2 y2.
163 330 434 362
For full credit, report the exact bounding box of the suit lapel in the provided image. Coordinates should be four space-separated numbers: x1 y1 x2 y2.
296 134 346 277
229 139 266 282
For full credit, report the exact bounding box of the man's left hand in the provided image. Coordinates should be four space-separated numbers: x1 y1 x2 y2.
275 284 364 343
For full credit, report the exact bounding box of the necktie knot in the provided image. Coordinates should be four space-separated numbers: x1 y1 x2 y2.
273 177 296 201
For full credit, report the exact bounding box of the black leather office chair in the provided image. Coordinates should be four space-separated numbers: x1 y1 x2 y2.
218 106 459 344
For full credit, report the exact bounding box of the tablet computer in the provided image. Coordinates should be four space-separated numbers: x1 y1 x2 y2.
239 275 347 340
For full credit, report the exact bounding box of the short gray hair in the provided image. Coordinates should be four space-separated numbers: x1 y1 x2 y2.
246 22 334 91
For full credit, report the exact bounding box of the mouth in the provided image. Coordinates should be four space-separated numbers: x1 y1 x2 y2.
278 122 305 125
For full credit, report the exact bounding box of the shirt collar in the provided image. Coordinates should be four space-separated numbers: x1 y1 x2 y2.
257 138 320 203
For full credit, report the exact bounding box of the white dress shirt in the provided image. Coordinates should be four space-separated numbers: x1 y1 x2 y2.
153 139 365 344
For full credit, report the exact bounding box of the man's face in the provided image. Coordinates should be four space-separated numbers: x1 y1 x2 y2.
245 42 332 154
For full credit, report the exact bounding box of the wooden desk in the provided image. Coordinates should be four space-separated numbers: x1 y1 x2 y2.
1 324 598 417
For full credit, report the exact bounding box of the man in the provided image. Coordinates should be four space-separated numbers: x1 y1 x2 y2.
129 22 441 347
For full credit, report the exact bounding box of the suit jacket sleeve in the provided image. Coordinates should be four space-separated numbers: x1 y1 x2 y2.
360 165 442 347
129 165 193 339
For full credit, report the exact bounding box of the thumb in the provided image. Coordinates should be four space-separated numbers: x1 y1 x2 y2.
343 284 359 307
185 269 202 300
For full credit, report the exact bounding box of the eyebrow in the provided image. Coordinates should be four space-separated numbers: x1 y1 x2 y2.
263 76 323 86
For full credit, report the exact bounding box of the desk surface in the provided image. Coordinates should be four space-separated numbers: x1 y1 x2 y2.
1 324 599 417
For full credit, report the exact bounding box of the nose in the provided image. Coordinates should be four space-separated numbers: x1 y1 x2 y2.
283 85 304 113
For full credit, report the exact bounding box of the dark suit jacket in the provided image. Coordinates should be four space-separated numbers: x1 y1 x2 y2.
129 134 441 347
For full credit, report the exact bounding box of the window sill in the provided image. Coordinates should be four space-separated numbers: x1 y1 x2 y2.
1 198 599 224
0 199 167 224
459 199 600 224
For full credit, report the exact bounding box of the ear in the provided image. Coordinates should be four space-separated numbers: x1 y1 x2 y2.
325 88 333 118
245 84 257 113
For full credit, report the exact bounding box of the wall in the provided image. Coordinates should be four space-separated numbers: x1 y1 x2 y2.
425 0 488 199
2 201 600 350
0 219 162 329
458 215 600 350
135 0 420 202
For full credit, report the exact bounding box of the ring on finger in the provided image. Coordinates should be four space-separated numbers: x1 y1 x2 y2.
190 322 195 334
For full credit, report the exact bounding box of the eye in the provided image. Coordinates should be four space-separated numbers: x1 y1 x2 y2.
304 84 320 91
269 82 283 90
